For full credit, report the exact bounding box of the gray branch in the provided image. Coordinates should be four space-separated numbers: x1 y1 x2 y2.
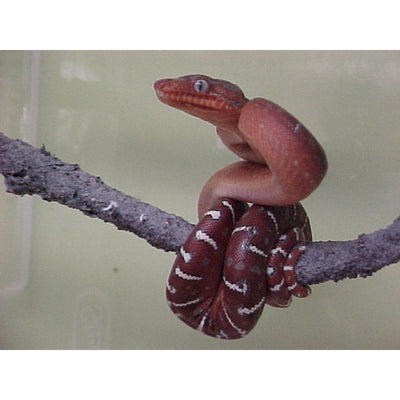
1 132 399 287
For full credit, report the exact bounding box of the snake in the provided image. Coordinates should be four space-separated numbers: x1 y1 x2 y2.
154 74 327 339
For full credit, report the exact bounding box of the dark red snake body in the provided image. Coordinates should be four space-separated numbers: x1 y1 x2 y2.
154 75 327 339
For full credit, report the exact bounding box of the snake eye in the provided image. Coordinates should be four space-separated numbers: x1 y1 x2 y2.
193 79 209 93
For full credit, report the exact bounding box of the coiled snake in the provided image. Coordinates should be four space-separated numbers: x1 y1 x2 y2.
154 75 327 339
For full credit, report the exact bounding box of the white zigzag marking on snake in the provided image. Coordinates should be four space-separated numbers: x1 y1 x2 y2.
292 203 298 220
303 216 309 231
168 297 202 307
238 297 266 316
195 230 218 250
270 278 285 292
232 225 254 235
204 210 221 220
292 227 302 241
166 280 176 293
271 247 288 257
180 247 192 263
223 307 246 336
267 210 279 233
222 200 236 223
217 331 229 339
223 276 248 294
248 244 269 258
174 265 202 281
197 312 208 332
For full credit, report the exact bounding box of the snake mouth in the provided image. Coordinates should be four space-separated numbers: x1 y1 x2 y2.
156 90 235 113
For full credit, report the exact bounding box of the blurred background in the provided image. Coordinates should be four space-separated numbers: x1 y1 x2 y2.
0 50 399 349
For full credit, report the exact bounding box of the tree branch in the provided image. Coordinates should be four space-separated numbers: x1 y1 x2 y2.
1 132 399 287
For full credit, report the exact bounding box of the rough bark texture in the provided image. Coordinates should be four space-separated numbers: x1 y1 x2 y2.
1 132 399 286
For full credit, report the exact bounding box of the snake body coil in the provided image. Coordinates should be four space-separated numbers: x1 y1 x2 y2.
154 75 327 339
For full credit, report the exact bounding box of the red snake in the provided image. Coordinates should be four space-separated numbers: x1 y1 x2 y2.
154 75 327 339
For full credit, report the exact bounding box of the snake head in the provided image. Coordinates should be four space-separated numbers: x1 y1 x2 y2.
154 74 248 129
